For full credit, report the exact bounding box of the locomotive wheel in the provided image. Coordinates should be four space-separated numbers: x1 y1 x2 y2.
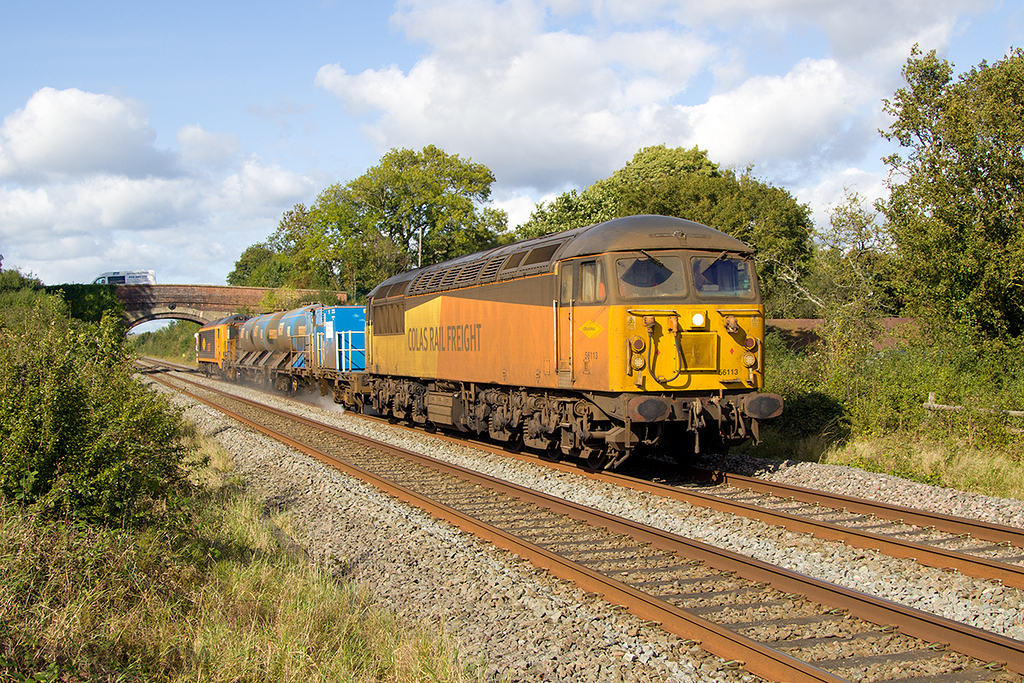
578 447 610 472
502 431 524 453
538 444 561 462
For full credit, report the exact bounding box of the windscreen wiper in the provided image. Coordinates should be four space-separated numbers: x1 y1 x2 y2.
701 250 730 275
638 249 666 269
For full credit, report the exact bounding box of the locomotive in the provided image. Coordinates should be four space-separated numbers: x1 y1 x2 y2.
197 215 783 470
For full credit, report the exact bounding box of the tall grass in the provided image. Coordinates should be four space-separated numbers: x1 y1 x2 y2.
749 326 1024 499
0 437 470 682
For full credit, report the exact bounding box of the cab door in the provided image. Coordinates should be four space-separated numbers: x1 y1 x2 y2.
556 262 574 388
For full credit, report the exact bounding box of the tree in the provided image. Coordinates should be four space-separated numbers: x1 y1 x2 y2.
517 145 814 316
881 46 1024 339
342 145 505 268
226 243 290 287
229 146 507 299
777 191 898 316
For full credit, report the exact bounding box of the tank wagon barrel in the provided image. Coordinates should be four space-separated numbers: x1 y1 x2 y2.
197 215 783 471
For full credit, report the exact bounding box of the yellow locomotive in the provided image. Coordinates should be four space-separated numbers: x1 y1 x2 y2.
365 214 782 469
198 215 782 470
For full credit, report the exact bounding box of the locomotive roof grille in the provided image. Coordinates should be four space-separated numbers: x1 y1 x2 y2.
500 250 528 273
477 253 510 284
438 264 464 288
454 260 486 286
379 216 753 298
406 271 430 295
523 242 562 265
424 268 448 291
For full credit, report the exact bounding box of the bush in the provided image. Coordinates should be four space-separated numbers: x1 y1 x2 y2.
0 299 197 527
759 321 1024 458
44 283 124 323
761 333 847 440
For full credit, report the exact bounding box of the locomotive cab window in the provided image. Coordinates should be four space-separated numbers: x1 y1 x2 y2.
559 264 574 304
580 260 605 303
616 255 686 299
692 256 754 298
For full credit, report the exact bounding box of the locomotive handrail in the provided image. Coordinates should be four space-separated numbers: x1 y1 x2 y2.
715 308 763 315
626 308 679 315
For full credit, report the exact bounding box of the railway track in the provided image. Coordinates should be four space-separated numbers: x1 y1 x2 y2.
244 362 1024 593
141 361 1023 683
308 386 1024 592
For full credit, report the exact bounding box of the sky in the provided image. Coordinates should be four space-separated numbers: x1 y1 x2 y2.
2 0 1022 294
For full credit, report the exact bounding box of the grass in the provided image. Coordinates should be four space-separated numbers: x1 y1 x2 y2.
0 436 472 683
820 434 1024 499
742 328 1024 502
746 422 1024 501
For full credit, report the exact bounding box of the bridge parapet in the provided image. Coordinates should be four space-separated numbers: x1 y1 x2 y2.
117 284 347 328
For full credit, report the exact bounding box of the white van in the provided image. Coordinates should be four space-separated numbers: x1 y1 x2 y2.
92 270 157 285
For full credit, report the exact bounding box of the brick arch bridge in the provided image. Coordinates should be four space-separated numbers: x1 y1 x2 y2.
116 285 348 329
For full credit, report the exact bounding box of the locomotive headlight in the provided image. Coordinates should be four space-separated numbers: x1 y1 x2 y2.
631 355 646 370
741 352 757 368
691 312 706 328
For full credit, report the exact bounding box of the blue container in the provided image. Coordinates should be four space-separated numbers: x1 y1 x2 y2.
311 306 366 371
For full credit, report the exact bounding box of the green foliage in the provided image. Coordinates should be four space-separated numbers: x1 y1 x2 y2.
43 284 124 323
0 475 468 682
517 145 814 317
758 334 847 442
761 322 1024 456
0 269 44 293
131 320 201 363
226 243 291 287
777 192 901 320
0 292 197 526
229 145 509 300
882 46 1024 339
516 184 620 240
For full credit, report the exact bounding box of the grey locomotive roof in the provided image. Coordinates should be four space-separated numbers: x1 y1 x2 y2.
370 215 752 299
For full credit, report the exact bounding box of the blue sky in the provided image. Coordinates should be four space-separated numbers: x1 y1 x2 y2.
2 0 1021 295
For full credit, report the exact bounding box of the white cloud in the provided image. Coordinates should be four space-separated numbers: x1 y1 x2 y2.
599 0 989 62
796 165 890 229
217 155 317 214
315 0 989 227
316 14 718 187
491 188 540 228
177 125 240 168
0 87 175 181
0 88 320 285
680 58 872 167
18 235 101 263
